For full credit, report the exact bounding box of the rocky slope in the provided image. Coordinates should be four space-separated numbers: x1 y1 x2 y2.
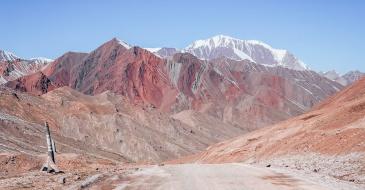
321 70 365 86
0 86 243 164
0 50 53 84
320 70 346 85
4 38 343 131
168 55 342 130
342 70 365 85
183 77 365 184
0 50 19 62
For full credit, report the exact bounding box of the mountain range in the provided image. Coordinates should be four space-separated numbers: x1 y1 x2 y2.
320 70 365 86
0 50 53 84
3 37 343 131
0 35 364 189
148 35 307 70
1 35 362 87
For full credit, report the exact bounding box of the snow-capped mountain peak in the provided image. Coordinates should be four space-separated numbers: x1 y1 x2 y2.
183 35 308 71
320 70 365 86
115 38 131 49
145 48 162 53
185 35 236 49
29 57 54 70
145 47 179 58
341 70 365 85
245 40 287 64
141 35 308 70
0 51 53 84
0 50 19 62
30 57 54 63
321 70 341 80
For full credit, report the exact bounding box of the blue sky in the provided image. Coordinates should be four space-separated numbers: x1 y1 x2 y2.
1 0 364 73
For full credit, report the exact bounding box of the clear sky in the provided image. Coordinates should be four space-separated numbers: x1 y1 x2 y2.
1 0 364 73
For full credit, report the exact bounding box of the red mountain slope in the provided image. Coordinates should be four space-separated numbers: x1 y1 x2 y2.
181 77 365 183
4 38 343 131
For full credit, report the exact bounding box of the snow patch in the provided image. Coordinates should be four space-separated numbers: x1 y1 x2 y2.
145 48 162 53
184 35 308 71
116 39 131 49
30 57 54 63
0 50 19 62
233 48 255 62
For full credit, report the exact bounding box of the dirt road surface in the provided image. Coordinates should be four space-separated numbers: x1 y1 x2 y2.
93 163 339 190
1 163 361 189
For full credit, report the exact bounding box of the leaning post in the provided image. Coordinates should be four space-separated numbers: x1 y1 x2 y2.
45 122 55 163
41 121 60 173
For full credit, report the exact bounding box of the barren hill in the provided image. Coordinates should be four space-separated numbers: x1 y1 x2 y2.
182 77 365 184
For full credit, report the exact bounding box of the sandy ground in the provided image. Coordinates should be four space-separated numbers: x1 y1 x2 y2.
90 163 361 190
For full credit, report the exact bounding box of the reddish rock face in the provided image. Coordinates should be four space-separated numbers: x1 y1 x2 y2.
0 58 51 84
169 78 365 185
184 77 365 164
4 38 343 130
0 86 241 163
72 43 177 110
27 39 178 111
5 71 57 96
173 53 205 98
4 52 88 96
43 52 88 87
167 55 342 130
